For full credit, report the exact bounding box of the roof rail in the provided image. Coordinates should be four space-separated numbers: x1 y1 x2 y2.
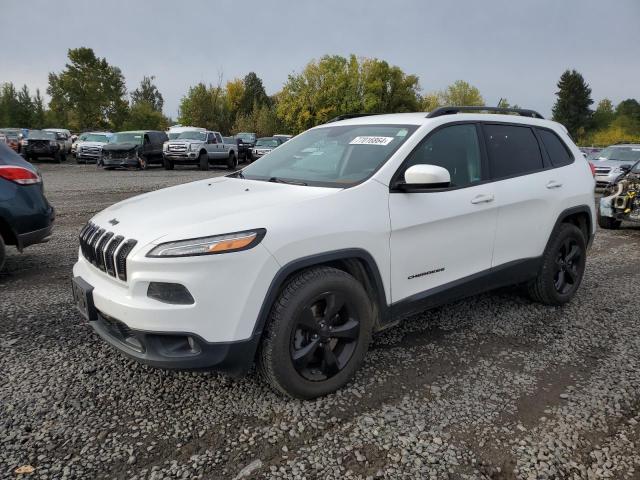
426 106 544 119
325 113 382 124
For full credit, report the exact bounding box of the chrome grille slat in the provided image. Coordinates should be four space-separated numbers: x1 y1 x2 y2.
78 222 137 282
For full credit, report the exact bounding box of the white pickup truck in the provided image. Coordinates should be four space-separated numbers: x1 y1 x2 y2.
163 130 238 171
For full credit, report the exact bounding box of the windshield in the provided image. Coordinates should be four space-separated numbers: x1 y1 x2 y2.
111 132 143 144
28 130 56 140
593 146 640 162
177 131 206 141
239 124 418 187
236 133 256 142
83 133 109 142
256 138 280 148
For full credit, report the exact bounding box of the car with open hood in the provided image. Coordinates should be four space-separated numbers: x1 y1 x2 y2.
101 130 168 170
72 107 595 399
598 160 640 229
591 144 640 187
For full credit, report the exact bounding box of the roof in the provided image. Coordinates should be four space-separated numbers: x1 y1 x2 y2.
319 112 562 130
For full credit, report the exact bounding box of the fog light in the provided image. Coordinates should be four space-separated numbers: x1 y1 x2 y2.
147 282 194 305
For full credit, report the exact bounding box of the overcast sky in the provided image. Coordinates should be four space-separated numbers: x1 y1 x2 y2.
1 0 638 120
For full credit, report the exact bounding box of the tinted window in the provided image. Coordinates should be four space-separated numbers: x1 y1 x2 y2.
483 124 543 179
538 129 573 167
402 124 482 187
208 133 216 143
215 133 223 143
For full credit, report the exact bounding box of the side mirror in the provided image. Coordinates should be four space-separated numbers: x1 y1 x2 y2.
399 164 451 190
619 165 631 173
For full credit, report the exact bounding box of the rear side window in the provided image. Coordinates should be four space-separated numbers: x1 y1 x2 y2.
538 129 573 167
483 124 544 179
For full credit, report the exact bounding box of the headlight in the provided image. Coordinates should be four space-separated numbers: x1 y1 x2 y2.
163 142 169 151
49 140 57 146
20 139 28 146
189 143 200 151
147 229 266 258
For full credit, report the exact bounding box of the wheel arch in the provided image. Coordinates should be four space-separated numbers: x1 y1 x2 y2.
553 205 593 247
0 216 17 247
251 249 390 342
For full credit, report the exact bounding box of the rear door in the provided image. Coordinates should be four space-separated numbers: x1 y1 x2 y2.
480 123 556 267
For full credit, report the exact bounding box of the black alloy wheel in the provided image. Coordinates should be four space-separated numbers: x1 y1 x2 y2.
553 237 583 295
291 291 360 381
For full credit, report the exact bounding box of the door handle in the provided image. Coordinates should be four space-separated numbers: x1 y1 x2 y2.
546 181 563 189
470 194 495 204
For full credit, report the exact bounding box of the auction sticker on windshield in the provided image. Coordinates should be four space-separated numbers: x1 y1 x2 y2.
350 136 394 146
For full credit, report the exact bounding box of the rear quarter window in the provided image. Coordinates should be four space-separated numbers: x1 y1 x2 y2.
482 124 544 179
537 129 574 167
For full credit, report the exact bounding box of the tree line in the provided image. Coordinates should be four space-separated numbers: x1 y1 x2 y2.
1 47 638 146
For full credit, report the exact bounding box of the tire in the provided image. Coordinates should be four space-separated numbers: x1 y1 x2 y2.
597 213 621 230
138 155 147 170
54 152 62 164
527 223 587 306
247 152 254 163
0 234 5 272
163 157 174 170
258 266 373 399
198 152 209 171
60 153 67 162
227 151 238 170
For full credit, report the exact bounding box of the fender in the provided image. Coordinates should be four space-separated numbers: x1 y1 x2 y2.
548 204 594 249
251 248 389 340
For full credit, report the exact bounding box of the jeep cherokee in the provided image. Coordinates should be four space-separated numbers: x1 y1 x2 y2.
72 107 596 399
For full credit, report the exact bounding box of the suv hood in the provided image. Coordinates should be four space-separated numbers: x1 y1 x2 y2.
102 143 140 152
90 177 338 247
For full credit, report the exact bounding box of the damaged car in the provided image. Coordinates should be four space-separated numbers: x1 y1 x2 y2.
598 160 640 229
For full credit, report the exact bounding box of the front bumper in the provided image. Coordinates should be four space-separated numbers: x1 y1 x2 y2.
72 241 280 369
77 152 101 162
90 309 259 373
102 157 139 167
164 152 198 163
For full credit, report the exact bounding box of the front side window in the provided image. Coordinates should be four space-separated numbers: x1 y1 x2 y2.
538 129 573 167
401 124 482 188
215 133 223 144
239 124 418 187
483 124 543 179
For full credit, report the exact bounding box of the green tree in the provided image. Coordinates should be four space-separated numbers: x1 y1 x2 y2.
15 85 33 127
420 93 441 112
32 89 46 129
47 47 129 130
239 72 269 116
551 69 593 139
439 80 484 106
178 82 231 132
277 54 420 133
233 104 282 137
130 75 164 112
0 83 20 126
615 99 640 134
592 98 615 131
123 102 168 131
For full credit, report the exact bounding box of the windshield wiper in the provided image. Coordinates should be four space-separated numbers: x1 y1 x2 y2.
268 176 308 186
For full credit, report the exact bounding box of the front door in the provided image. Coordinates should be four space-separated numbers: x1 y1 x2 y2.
389 123 498 303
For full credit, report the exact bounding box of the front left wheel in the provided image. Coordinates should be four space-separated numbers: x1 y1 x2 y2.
258 266 373 399
227 151 238 170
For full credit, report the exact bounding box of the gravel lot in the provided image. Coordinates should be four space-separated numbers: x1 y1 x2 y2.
2 162 640 480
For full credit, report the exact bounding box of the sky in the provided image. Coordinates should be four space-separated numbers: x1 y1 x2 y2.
1 0 638 120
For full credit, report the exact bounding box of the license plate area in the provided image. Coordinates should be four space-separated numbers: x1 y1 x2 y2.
72 276 98 321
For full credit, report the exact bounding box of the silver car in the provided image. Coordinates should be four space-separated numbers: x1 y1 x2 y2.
591 144 640 187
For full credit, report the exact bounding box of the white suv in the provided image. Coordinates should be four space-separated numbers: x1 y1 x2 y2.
72 107 596 399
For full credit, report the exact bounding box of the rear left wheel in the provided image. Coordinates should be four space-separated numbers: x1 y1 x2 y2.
527 223 586 305
258 266 373 399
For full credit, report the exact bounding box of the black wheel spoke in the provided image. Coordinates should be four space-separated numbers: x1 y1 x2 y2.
555 270 566 291
329 318 359 340
321 344 339 375
565 265 578 284
292 338 320 368
566 244 580 263
297 309 320 333
323 291 346 321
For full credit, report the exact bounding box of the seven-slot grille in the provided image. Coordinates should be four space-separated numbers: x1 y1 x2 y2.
79 222 137 281
81 145 102 155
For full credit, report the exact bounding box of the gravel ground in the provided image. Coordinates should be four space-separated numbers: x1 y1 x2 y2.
1 163 640 480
